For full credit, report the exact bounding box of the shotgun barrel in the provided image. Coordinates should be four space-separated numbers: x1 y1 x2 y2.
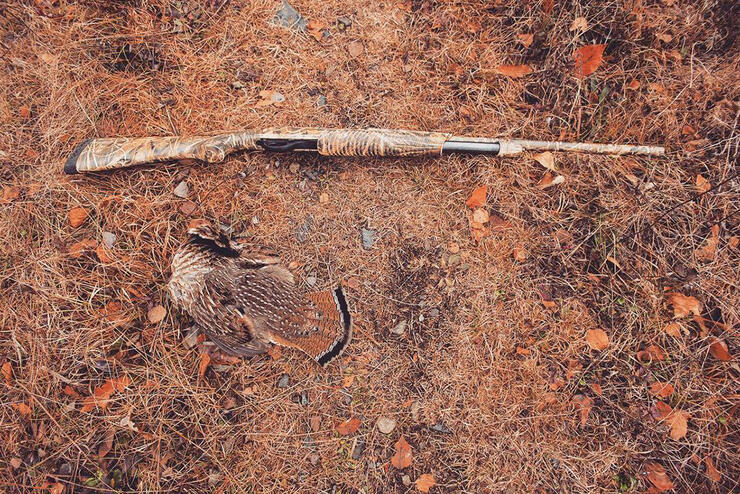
64 128 665 174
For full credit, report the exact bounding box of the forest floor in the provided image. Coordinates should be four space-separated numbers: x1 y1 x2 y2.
1 0 738 492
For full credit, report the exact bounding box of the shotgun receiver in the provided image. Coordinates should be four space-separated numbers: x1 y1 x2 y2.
64 128 665 174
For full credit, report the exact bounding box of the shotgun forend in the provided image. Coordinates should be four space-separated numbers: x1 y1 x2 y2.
64 128 665 174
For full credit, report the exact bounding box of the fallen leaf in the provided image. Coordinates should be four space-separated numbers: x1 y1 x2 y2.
569 17 588 32
307 19 326 42
465 186 487 208
14 402 32 417
10 457 22 469
42 483 64 494
656 33 672 43
68 207 89 227
650 401 673 420
254 90 285 108
179 200 197 215
512 245 528 262
148 305 167 324
336 417 361 435
342 374 355 387
728 236 738 250
391 435 413 469
2 362 11 385
309 416 321 432
348 41 363 58
19 105 31 119
98 429 115 459
80 376 131 413
708 338 732 361
574 44 605 78
534 151 556 171
318 192 329 204
1 186 20 203
472 208 489 224
198 352 211 379
591 383 603 396
643 462 675 492
681 125 696 136
664 322 682 338
695 225 719 262
704 457 721 482
666 292 702 318
95 244 114 263
516 33 533 47
571 394 593 427
415 473 435 492
626 79 641 90
649 382 675 398
537 172 565 189
695 174 711 193
494 65 532 78
63 385 81 398
667 410 689 440
645 345 666 361
585 329 609 351
68 239 98 258
515 345 531 356
267 345 283 360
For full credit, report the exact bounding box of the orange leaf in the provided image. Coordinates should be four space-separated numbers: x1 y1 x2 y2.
267 345 283 360
1 186 21 203
336 417 361 435
643 462 675 492
666 293 702 318
95 244 114 263
98 428 115 459
198 352 211 379
342 374 355 387
625 79 640 90
391 435 413 469
348 41 363 58
148 305 167 324
537 172 565 189
650 401 673 420
13 402 32 417
649 382 675 398
585 329 609 351
80 376 130 413
465 186 487 208
695 225 719 262
63 385 81 398
494 64 532 78
574 44 605 78
415 473 435 492
708 338 732 361
704 457 721 482
307 19 326 42
533 151 556 171
68 207 89 227
590 383 603 396
663 322 682 338
695 174 711 193
571 394 593 427
516 33 533 47
1 361 11 385
667 410 689 440
19 105 31 119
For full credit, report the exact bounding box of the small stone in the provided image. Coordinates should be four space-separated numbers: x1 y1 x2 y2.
428 308 439 318
402 475 411 486
58 462 72 475
361 228 376 250
289 163 300 173
251 215 260 225
430 421 451 434
102 232 116 248
317 95 327 107
351 440 365 460
391 320 407 336
472 208 489 224
302 435 316 450
277 374 290 388
179 200 197 215
376 416 396 434
296 215 314 243
271 92 286 104
183 326 200 349
337 16 352 29
300 390 309 405
305 275 317 288
173 181 189 198
273 0 307 30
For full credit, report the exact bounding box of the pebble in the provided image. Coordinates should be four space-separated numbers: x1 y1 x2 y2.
300 390 309 405
296 215 313 243
337 16 352 30
376 416 396 434
273 0 307 30
303 435 316 450
448 253 462 267
251 215 260 225
305 275 317 288
277 374 290 388
402 475 411 486
102 232 116 248
317 95 327 107
173 181 189 198
361 228 375 250
351 440 365 460
430 421 451 434
390 320 407 336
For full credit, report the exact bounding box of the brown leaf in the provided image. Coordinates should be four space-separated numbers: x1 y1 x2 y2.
336 417 361 435
574 44 605 78
198 352 211 379
9 457 22 469
95 244 114 264
391 435 413 469
98 429 115 459
728 236 739 250
415 473 435 492
68 207 89 227
645 345 666 361
533 151 556 171
148 305 167 324
571 394 593 427
569 17 588 32
695 224 719 262
472 208 489 224
14 402 32 417
650 401 673 420
643 461 675 491
342 374 355 387
695 174 711 193
19 105 31 119
307 19 326 42
267 345 283 360
664 322 683 338
667 410 689 440
585 329 609 351
494 65 532 78
537 172 565 189
465 185 487 208
63 385 81 398
666 292 702 318
708 338 732 361
80 376 131 413
1 186 21 203
626 79 641 90
516 33 533 47
2 361 11 385
348 41 363 58
512 245 528 262
42 483 64 494
179 200 197 215
704 457 721 482
69 239 97 258
649 382 675 398
590 383 603 396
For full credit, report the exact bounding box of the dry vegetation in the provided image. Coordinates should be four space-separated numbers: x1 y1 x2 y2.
1 0 738 492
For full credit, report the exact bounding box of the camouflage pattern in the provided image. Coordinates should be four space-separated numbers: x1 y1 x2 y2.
500 139 665 156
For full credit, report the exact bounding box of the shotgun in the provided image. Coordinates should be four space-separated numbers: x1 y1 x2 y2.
63 128 665 174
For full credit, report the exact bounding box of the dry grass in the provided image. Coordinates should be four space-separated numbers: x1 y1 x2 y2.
1 0 738 492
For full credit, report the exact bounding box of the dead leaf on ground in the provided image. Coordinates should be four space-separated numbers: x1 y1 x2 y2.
664 322 683 338
626 79 641 90
148 305 167 323
537 172 565 189
638 344 666 362
69 239 97 258
728 236 738 250
19 105 31 119
80 376 131 413
643 462 675 492
2 361 12 385
695 174 711 193
494 65 532 78
666 410 689 440
569 17 588 32
1 186 21 203
666 292 702 318
574 44 605 78
348 41 363 58
649 382 675 398
585 329 609 351
708 338 732 361
415 473 435 492
68 207 89 227
512 245 528 262
98 429 115 459
391 435 413 469
42 483 64 494
14 402 32 417
267 345 283 360
650 401 673 420
465 185 487 208
695 225 719 262
472 208 489 224
704 457 721 482
253 89 285 108
571 394 593 427
336 417 361 435
306 19 326 42
95 244 114 263
533 151 556 171
516 33 533 47
198 352 211 379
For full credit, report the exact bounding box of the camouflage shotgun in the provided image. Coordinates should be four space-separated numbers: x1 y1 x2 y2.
64 128 665 174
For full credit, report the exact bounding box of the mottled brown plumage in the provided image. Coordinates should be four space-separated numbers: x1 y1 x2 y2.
168 222 352 366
